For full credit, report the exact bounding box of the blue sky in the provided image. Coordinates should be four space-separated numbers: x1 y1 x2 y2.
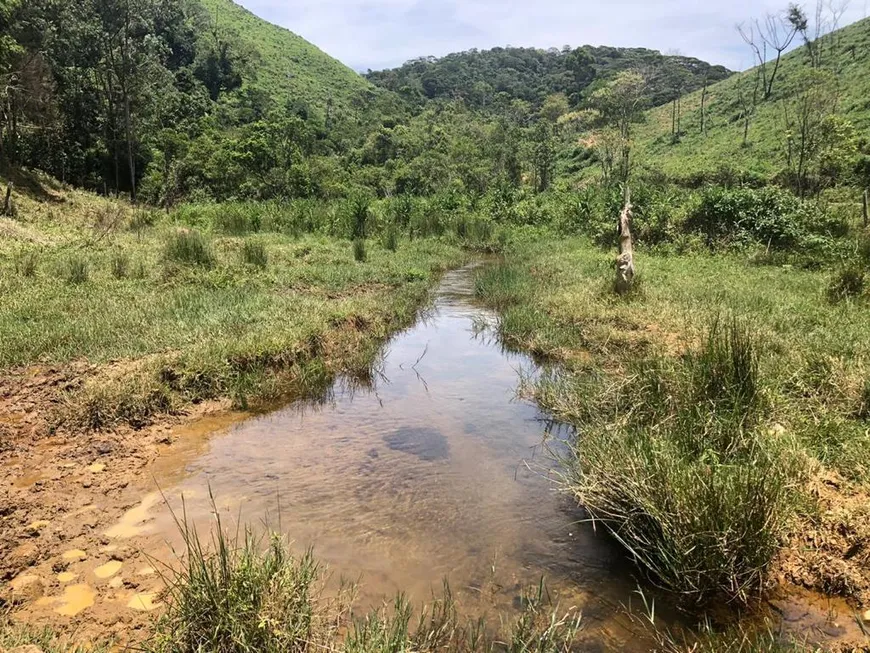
239 0 867 72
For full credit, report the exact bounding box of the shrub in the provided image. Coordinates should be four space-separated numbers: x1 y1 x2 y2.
353 238 367 262
111 252 130 279
242 240 268 268
686 186 838 252
164 230 215 268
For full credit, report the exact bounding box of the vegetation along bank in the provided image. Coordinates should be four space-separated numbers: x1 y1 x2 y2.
1 0 870 650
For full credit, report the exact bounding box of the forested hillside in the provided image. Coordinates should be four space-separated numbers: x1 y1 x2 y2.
366 46 732 111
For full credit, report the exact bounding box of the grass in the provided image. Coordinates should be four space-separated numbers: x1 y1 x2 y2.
62 254 89 285
0 621 112 653
476 235 870 606
145 498 582 653
197 0 375 119
242 240 269 268
353 237 367 262
631 16 870 179
164 229 216 268
0 174 465 430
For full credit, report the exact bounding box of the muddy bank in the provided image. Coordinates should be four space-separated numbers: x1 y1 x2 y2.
0 363 247 641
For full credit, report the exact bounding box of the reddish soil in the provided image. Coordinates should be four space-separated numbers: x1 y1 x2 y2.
0 364 240 644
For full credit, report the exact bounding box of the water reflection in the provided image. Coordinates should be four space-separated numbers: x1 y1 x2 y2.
147 264 659 650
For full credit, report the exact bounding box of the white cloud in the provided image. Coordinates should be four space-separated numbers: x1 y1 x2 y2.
241 0 869 71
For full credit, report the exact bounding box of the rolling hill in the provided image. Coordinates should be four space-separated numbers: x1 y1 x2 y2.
198 0 377 116
633 16 870 179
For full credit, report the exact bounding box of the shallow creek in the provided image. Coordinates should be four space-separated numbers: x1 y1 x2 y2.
117 264 863 650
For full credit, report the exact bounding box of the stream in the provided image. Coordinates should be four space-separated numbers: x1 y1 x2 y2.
142 263 656 648
118 263 861 650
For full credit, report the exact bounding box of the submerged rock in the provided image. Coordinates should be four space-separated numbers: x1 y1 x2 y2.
383 426 449 461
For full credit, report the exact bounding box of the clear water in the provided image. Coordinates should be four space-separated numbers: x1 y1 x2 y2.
144 265 664 648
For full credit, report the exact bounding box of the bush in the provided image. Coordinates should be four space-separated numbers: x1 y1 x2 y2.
242 240 269 268
687 186 841 253
164 230 215 268
353 238 367 262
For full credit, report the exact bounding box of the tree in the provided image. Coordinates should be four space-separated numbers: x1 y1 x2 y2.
530 121 555 193
782 69 855 195
737 7 799 100
565 46 595 101
590 71 648 184
736 67 762 147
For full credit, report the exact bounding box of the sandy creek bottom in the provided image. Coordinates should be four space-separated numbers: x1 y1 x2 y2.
110 264 863 650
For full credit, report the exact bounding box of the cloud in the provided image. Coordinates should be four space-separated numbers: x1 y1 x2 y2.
241 0 868 71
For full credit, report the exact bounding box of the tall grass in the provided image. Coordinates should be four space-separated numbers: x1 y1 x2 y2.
148 499 582 653
350 195 371 240
242 240 269 268
147 502 330 653
353 238 367 262
164 230 215 268
62 255 89 285
14 250 38 277
547 319 800 604
111 251 130 279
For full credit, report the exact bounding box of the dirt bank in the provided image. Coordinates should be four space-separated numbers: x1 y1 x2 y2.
0 363 246 644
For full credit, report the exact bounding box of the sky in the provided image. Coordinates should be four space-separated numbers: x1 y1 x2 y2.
238 0 869 72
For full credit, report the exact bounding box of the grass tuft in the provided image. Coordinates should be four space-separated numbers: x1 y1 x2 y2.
164 230 215 268
828 263 866 302
62 255 89 285
147 494 582 653
242 240 269 268
14 250 38 277
111 251 130 279
353 238 367 263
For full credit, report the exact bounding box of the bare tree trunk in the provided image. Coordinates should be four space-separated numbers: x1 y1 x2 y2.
124 94 136 203
677 94 682 136
615 185 635 295
3 183 13 217
863 189 869 228
701 79 708 136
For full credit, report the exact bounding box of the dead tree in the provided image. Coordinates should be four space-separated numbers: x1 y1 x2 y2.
615 185 635 295
2 183 13 217
700 77 709 136
863 188 868 228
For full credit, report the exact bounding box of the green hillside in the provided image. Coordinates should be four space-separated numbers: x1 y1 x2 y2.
367 45 732 111
199 0 376 114
634 16 870 179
